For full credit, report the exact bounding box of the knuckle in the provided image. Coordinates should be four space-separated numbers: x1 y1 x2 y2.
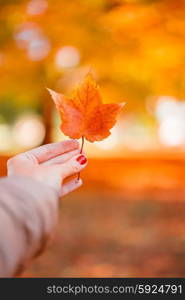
45 144 53 158
24 153 37 164
7 156 18 167
63 139 79 151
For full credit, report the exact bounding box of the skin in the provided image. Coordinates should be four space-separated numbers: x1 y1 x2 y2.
7 139 88 197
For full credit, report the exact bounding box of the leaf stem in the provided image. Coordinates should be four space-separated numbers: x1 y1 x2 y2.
77 136 85 180
80 136 85 153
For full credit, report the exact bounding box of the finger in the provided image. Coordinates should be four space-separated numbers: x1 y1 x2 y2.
42 149 81 166
17 140 79 164
60 178 83 197
56 154 88 180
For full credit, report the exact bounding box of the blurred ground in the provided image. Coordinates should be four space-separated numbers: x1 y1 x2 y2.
0 156 182 277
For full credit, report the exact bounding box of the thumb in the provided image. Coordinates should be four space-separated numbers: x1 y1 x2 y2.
57 154 87 180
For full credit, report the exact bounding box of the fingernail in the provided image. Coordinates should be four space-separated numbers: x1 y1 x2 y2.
76 155 87 165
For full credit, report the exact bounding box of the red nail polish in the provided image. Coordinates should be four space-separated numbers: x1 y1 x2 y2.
76 155 87 165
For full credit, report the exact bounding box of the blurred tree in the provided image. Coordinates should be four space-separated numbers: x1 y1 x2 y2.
0 0 185 142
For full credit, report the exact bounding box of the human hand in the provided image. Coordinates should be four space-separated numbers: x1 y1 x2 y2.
7 140 87 196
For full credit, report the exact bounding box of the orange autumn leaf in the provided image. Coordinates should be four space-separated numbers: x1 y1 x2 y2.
47 74 125 142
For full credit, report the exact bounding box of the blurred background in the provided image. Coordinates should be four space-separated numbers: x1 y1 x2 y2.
0 0 185 277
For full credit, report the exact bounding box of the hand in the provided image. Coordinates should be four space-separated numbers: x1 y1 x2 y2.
7 140 87 196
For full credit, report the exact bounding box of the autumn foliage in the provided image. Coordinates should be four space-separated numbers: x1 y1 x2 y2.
48 74 124 142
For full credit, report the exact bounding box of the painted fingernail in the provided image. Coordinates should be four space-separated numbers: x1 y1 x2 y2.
76 155 87 165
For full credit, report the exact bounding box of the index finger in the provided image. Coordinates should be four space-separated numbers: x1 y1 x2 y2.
23 139 79 163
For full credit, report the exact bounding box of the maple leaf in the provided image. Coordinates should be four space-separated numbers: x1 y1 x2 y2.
47 74 125 142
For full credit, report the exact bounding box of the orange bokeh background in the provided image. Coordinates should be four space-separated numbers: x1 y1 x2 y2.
0 0 185 277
